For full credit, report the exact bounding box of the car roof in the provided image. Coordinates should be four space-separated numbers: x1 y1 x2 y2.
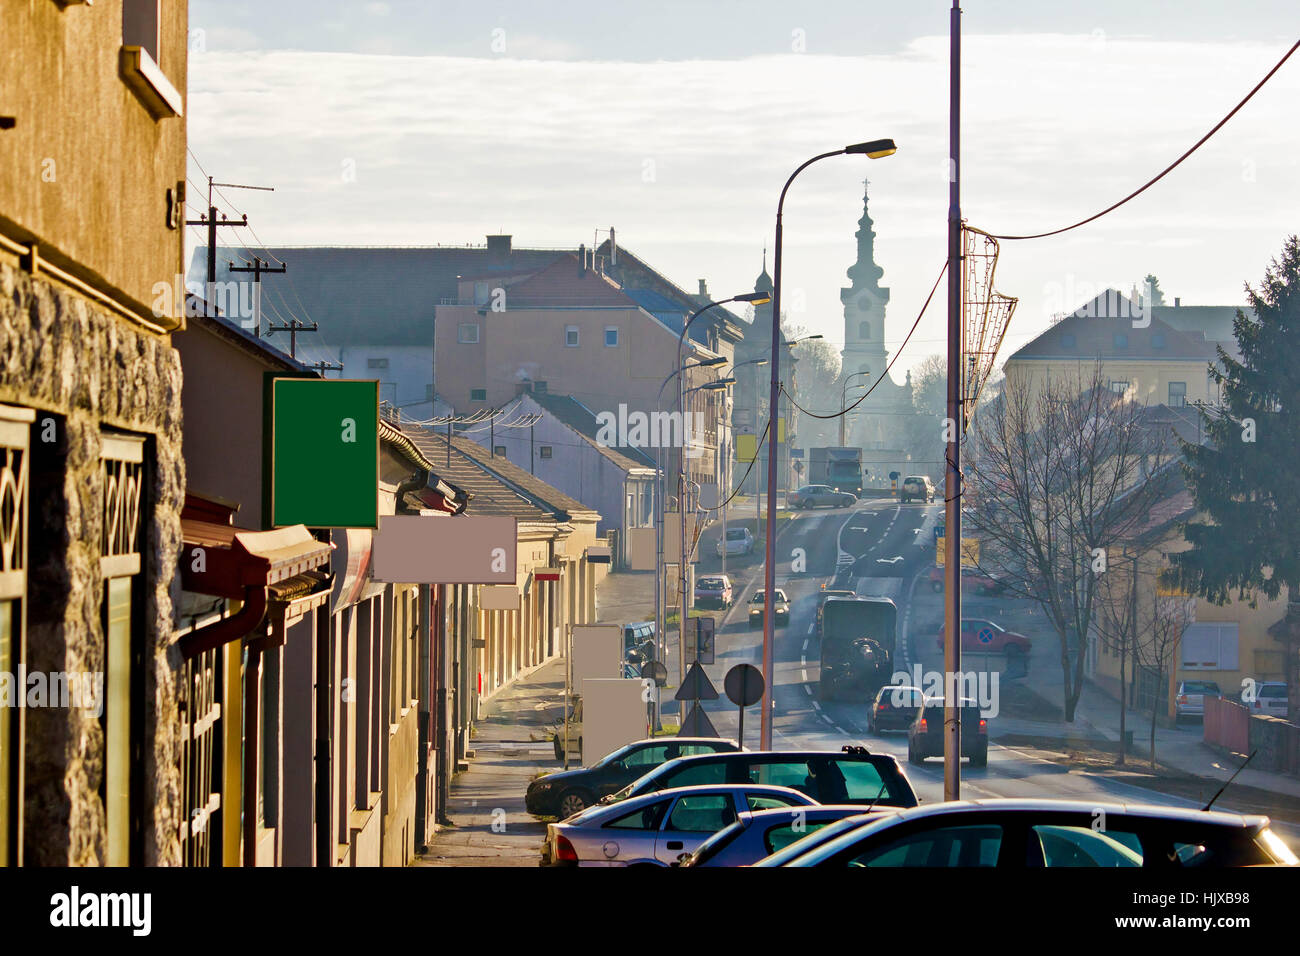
561 784 815 824
801 799 1268 831
741 805 880 823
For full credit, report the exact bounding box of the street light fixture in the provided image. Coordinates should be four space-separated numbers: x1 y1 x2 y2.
840 370 872 446
760 138 897 749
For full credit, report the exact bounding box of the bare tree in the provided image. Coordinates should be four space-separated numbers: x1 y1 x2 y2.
967 365 1173 722
1133 575 1195 769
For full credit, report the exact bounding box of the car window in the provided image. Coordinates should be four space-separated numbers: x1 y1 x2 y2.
659 761 729 789
765 821 832 854
665 794 737 833
604 800 670 831
746 792 801 810
1033 825 1143 866
846 824 1004 867
679 743 727 757
621 745 671 768
749 762 813 793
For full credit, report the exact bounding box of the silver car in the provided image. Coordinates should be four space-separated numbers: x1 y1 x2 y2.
682 805 879 867
1242 680 1289 718
539 784 818 867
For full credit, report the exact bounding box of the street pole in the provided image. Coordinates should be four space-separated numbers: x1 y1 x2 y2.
943 0 963 801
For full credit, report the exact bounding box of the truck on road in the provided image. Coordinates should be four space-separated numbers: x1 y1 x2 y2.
818 596 897 701
808 446 864 497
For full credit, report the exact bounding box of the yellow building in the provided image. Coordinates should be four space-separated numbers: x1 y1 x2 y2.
1003 291 1219 409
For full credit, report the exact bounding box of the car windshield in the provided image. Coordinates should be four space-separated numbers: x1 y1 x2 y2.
726 529 747 540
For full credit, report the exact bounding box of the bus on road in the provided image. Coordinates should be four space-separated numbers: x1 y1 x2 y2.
819 597 897 701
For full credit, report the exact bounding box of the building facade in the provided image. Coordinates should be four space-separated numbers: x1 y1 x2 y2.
1 0 189 866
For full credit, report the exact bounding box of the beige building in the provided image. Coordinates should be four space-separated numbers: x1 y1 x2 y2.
1004 291 1219 409
1090 484 1288 723
1 0 188 866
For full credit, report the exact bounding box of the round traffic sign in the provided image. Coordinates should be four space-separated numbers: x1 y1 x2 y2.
724 663 765 707
641 660 668 687
977 627 995 645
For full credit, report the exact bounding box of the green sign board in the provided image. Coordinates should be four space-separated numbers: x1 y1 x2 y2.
271 378 379 528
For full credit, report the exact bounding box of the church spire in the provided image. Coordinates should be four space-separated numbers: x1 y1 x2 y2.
843 180 885 296
754 245 773 297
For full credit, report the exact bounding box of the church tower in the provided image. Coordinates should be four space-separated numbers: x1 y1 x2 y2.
840 181 891 383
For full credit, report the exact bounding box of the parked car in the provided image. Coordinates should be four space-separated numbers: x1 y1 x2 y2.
900 475 935 503
908 696 988 767
715 526 755 558
929 565 1006 595
789 484 857 510
694 574 733 609
1175 680 1222 720
815 587 857 636
869 684 925 734
529 737 741 817
748 588 790 628
935 618 1030 671
540 784 818 867
623 620 656 665
682 805 880 867
757 799 1300 868
601 746 919 809
1241 680 1289 718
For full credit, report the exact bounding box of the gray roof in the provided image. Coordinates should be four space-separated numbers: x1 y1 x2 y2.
530 392 657 470
1010 292 1217 363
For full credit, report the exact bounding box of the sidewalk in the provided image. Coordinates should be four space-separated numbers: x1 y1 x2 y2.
413 657 567 867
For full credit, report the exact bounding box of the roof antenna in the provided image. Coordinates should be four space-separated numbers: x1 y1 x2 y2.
1203 749 1257 811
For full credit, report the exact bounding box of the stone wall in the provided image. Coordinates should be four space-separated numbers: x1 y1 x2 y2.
0 260 184 865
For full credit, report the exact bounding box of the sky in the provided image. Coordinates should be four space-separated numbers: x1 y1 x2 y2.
184 1 1300 378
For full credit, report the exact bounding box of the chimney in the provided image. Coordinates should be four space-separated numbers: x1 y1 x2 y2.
594 255 605 275
486 234 511 264
1174 297 1181 307
609 227 617 265
578 243 586 277
698 279 709 297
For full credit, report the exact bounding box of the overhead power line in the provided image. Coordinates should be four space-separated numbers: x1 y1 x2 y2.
987 38 1300 241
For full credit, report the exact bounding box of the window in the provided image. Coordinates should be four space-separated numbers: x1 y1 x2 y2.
605 800 669 830
1061 333 1076 348
425 384 435 402
1152 332 1166 349
605 327 619 347
539 446 552 459
366 357 389 370
565 325 580 347
493 445 507 457
1181 623 1239 670
1168 381 1187 407
533 381 548 395
1109 380 1129 394
746 792 799 810
1033 825 1143 866
859 321 871 339
766 821 831 854
1113 332 1129 349
666 794 736 833
847 824 1003 867
470 388 487 402
457 323 480 344
120 0 182 118
0 405 32 867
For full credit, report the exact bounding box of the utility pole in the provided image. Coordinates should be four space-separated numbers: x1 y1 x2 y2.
264 318 320 360
943 0 964 801
308 359 343 377
227 255 286 337
186 178 247 319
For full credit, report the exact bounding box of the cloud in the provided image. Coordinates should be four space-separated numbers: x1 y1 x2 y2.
187 35 1299 377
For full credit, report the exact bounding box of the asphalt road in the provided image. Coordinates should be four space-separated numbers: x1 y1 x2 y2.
692 498 1300 847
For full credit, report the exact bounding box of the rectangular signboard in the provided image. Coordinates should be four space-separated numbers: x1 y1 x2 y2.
572 624 622 687
373 514 517 583
580 678 649 765
935 536 980 567
271 378 379 528
479 585 521 611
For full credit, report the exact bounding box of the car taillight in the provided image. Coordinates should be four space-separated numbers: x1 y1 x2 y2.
979 719 987 730
918 718 928 731
1177 695 1188 704
554 834 578 865
878 702 890 710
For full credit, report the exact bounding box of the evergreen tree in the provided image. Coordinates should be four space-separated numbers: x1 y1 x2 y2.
1176 236 1300 605
1143 273 1167 307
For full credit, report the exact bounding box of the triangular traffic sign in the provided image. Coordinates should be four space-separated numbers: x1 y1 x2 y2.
675 661 719 701
678 702 719 738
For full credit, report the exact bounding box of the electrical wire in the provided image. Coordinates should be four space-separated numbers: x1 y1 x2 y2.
782 260 948 421
985 38 1299 241
696 417 771 514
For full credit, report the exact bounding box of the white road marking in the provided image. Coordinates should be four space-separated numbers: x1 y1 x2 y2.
811 701 821 711
801 669 808 681
802 638 809 650
804 686 813 695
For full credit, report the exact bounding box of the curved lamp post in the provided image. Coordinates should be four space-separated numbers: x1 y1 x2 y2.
840 370 872 446
761 138 897 749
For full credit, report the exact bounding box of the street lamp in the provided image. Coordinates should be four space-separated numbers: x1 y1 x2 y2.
718 357 768 576
840 370 872 446
761 138 897 749
677 377 735 716
654 355 726 727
